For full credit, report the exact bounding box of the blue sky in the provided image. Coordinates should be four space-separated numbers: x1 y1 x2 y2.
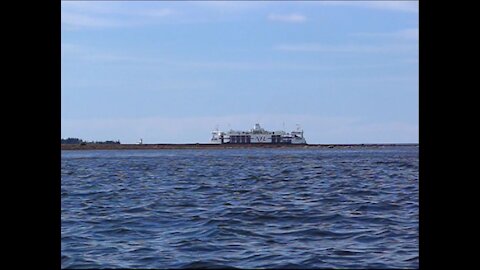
61 1 418 144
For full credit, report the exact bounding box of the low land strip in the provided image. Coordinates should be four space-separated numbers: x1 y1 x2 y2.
61 143 418 150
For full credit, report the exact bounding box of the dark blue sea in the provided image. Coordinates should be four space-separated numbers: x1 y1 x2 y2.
61 146 418 269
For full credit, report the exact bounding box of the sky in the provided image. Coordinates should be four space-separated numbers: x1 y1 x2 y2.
61 1 419 144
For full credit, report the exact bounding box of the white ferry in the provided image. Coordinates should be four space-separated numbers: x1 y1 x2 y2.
211 123 307 144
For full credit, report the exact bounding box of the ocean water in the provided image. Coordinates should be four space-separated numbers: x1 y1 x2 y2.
61 146 418 269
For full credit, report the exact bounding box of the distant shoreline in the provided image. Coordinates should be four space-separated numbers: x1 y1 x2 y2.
61 143 418 150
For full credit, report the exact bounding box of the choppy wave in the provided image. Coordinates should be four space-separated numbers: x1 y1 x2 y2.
62 147 418 269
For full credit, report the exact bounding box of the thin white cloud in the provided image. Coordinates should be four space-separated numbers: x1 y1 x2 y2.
61 43 83 54
362 1 419 13
61 43 410 71
275 43 417 53
60 1 254 28
394 28 419 40
316 1 418 13
61 1 118 14
267 13 306 23
61 43 160 64
192 1 267 12
353 28 419 41
139 8 174 17
193 1 418 14
175 60 410 72
61 2 176 29
61 12 123 28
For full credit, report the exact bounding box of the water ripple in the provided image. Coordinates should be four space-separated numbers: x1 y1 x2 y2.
62 147 418 268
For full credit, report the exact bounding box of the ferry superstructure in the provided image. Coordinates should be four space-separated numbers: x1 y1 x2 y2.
211 123 307 144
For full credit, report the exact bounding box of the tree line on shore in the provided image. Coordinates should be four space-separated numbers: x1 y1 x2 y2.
61 137 120 145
